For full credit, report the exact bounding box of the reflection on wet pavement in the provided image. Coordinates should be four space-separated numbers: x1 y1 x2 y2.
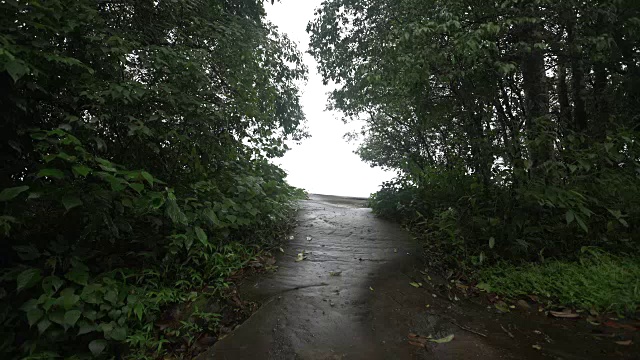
199 195 631 360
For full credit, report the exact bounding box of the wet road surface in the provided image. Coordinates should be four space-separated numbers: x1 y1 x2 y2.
199 195 636 360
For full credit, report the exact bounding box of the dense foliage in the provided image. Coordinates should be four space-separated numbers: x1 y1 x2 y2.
1 0 306 358
309 0 640 274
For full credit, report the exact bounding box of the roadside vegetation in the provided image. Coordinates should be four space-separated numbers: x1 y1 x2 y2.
309 0 640 314
0 0 306 358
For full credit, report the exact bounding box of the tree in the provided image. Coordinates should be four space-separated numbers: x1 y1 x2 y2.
309 0 640 264
0 0 306 357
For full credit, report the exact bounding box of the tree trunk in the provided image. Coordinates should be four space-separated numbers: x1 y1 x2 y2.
592 63 609 140
558 60 572 133
521 24 552 177
568 24 588 133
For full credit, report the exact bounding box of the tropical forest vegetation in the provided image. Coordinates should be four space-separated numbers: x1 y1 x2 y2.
2 0 640 358
309 0 640 314
1 0 306 358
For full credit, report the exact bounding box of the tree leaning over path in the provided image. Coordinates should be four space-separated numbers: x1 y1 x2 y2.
1 0 306 357
309 0 640 273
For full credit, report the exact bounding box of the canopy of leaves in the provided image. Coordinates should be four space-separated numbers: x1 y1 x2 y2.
1 0 306 357
309 0 640 271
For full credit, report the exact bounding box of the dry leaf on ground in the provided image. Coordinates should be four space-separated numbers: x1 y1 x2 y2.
549 310 579 318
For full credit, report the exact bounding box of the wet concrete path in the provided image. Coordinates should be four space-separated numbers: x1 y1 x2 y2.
199 195 634 360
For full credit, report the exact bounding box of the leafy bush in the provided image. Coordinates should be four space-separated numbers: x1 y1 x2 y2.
0 0 306 358
369 132 640 272
311 0 640 284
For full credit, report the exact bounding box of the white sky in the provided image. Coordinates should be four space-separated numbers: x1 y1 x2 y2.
266 0 394 198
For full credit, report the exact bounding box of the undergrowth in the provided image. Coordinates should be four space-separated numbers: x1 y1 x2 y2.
478 249 640 315
0 0 308 358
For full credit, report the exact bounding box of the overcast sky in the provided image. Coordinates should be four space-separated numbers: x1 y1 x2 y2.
266 0 394 198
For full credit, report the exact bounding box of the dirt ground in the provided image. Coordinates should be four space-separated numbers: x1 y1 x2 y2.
198 194 638 360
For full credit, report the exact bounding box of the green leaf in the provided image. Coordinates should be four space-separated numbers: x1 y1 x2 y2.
72 165 92 177
78 322 97 335
49 310 65 325
607 208 622 219
203 209 221 226
100 321 114 335
62 196 83 211
27 308 44 327
37 169 65 179
575 214 588 233
104 290 118 304
129 183 144 193
64 310 82 327
184 235 194 250
195 226 208 245
429 334 455 343
141 171 154 186
42 275 64 294
110 326 127 341
37 318 52 334
83 309 98 321
59 288 80 310
475 282 491 292
17 268 42 292
0 186 29 201
65 267 89 286
133 303 144 321
89 339 107 356
5 59 29 82
565 210 575 225
166 200 188 225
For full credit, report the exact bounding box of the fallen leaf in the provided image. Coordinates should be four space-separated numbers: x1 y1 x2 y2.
329 271 342 276
549 310 579 319
603 320 638 331
425 304 430 308
586 315 600 326
432 294 437 298
615 340 633 346
455 283 469 291
289 235 294 240
475 282 492 292
532 344 542 350
410 282 422 288
369 287 374 291
279 247 285 253
394 248 398 253
429 334 454 343
407 333 432 347
295 251 307 262
516 299 531 310
495 301 510 313
306 236 312 241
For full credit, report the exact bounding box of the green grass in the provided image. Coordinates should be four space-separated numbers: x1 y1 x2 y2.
479 250 640 314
